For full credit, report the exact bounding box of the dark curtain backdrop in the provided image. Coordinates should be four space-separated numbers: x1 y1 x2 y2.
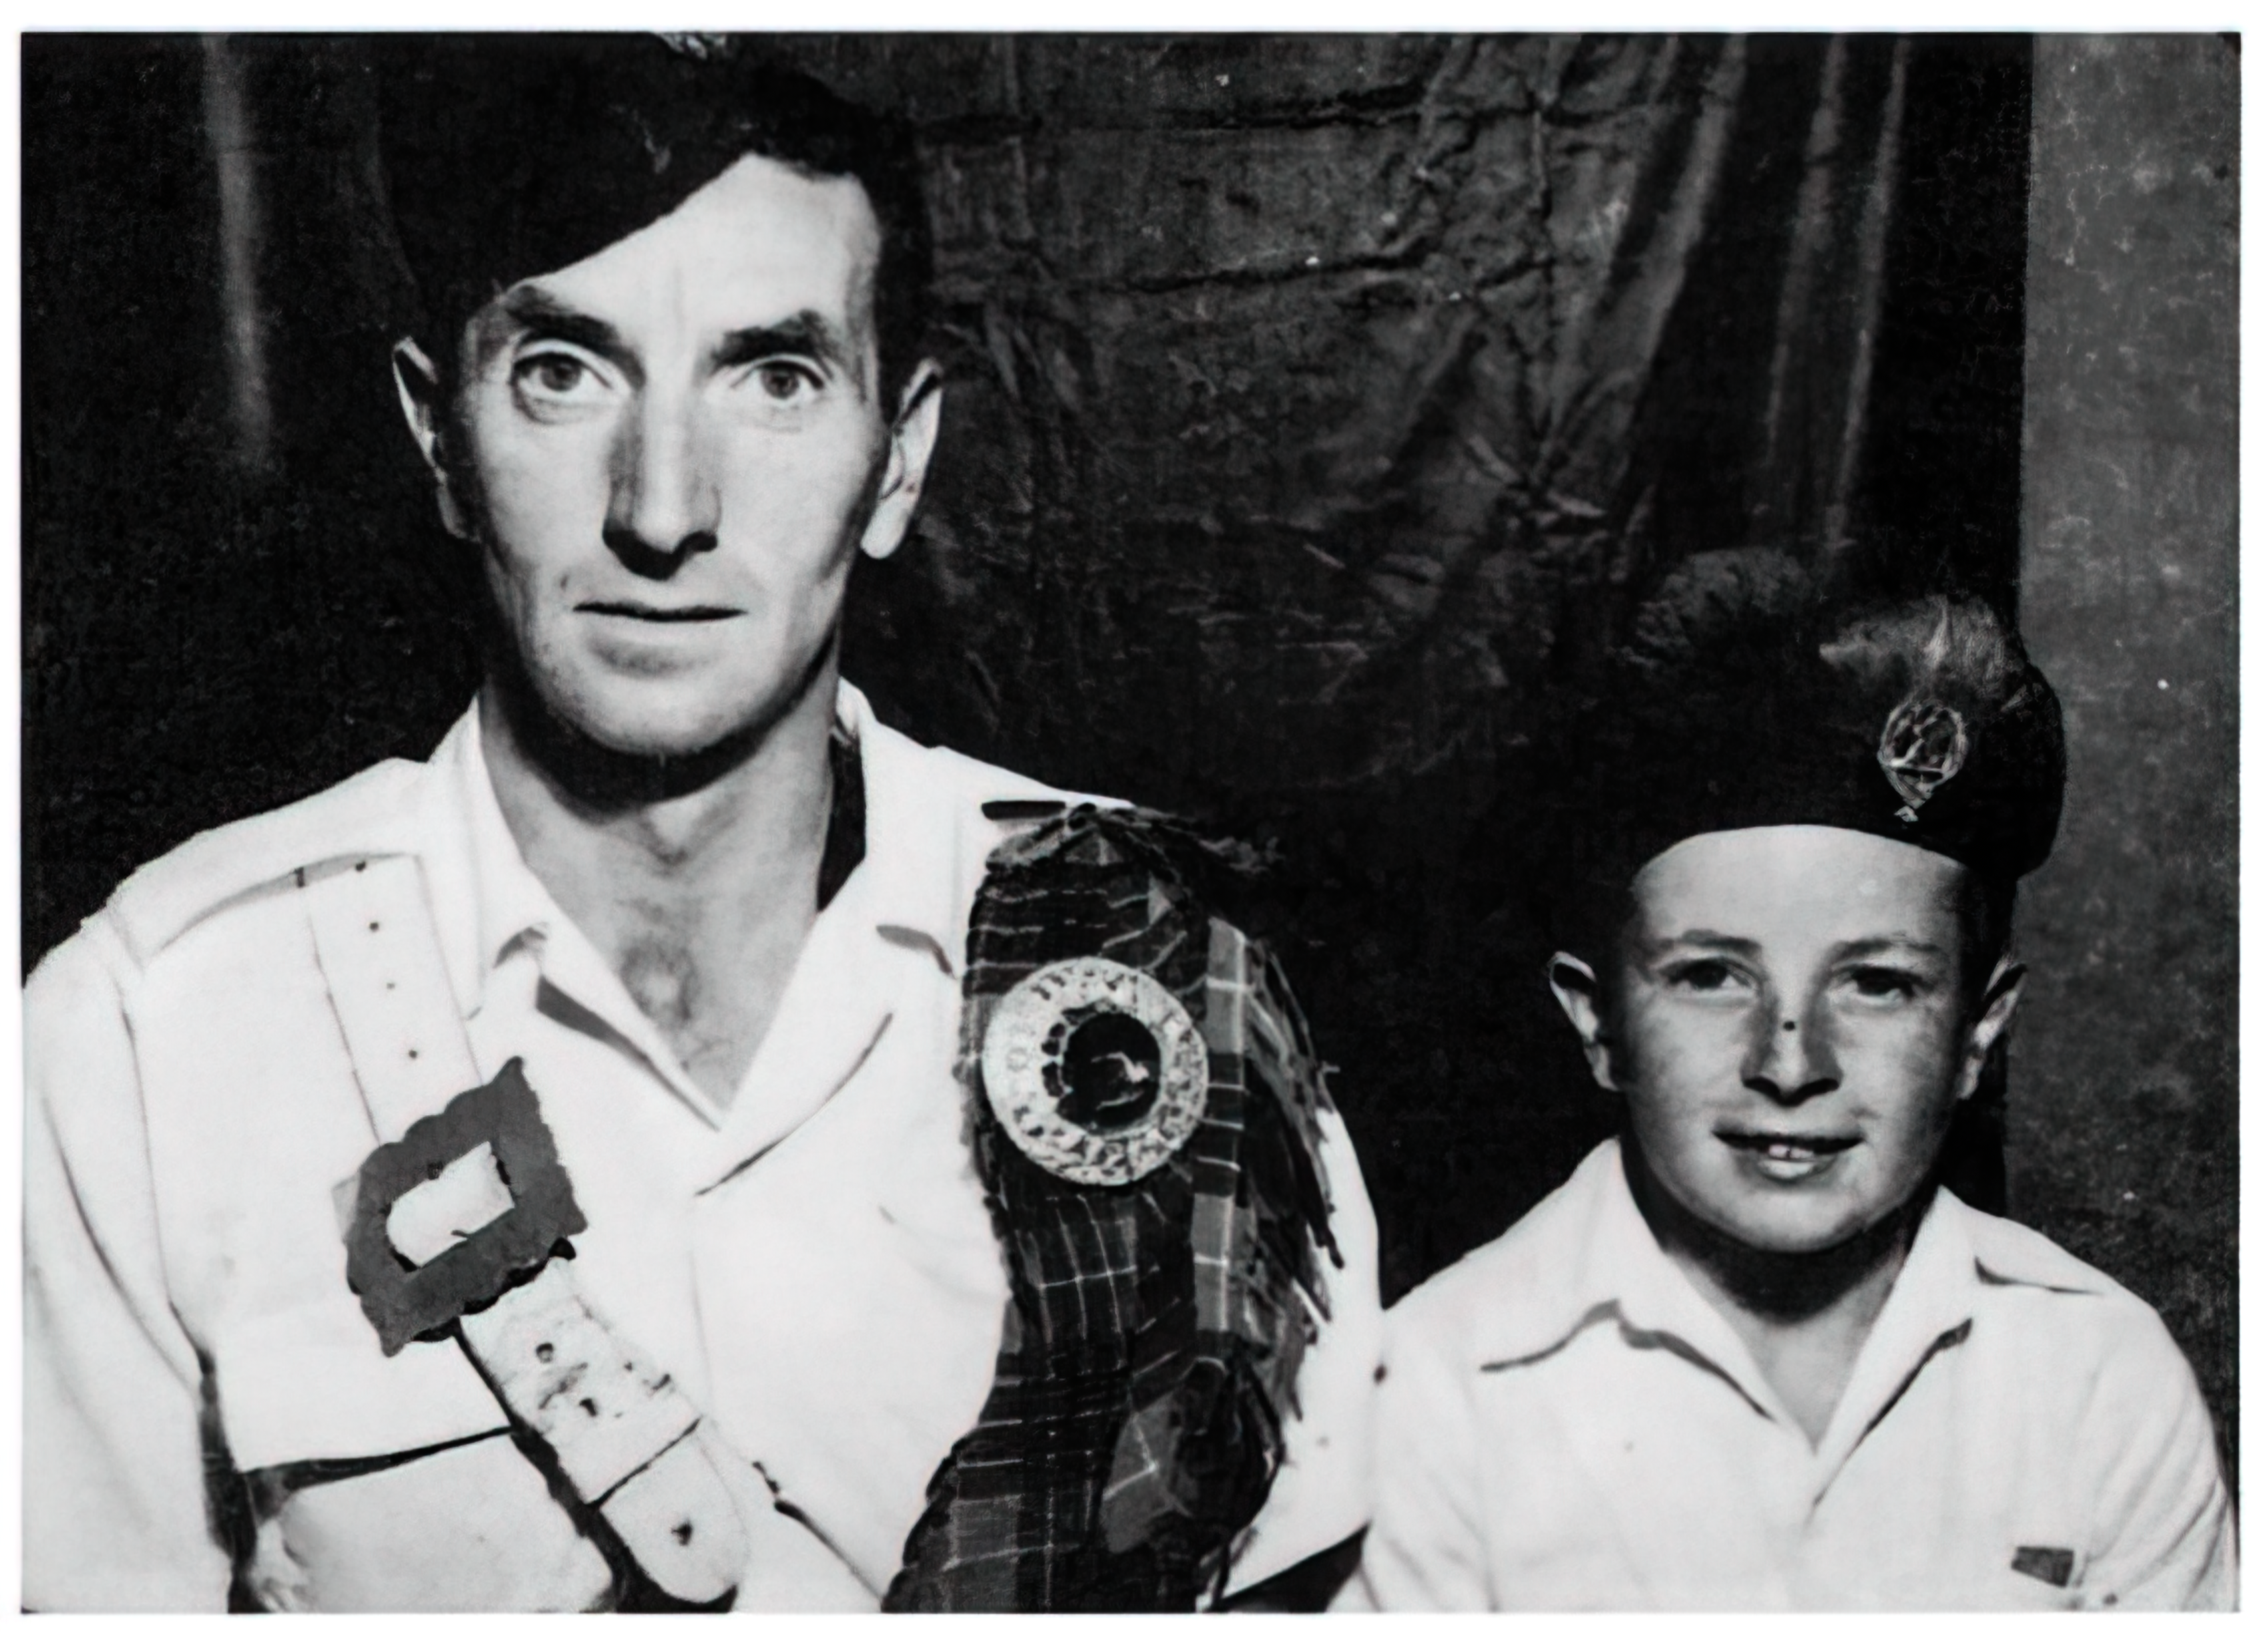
25 37 2036 1316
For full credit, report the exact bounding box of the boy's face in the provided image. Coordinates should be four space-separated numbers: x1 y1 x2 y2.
1559 825 2018 1256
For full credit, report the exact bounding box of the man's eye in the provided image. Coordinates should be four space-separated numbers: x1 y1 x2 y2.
750 361 819 403
515 353 600 397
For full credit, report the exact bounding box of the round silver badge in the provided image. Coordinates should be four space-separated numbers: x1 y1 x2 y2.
980 956 1211 1187
1877 696 1970 822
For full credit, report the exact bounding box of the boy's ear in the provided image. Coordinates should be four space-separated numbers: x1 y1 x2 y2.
1548 952 1620 1093
1953 954 2027 1103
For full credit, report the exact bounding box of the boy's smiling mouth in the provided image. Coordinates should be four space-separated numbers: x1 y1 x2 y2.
1718 1129 1860 1181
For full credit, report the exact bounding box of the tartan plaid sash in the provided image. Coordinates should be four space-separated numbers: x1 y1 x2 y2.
885 806 1337 1612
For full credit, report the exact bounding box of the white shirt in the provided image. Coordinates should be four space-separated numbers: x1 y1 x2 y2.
23 682 1380 1611
1348 1139 2233 1611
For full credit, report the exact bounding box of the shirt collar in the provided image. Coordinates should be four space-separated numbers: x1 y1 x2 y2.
1569 1140 1795 1420
423 704 709 1119
1807 1177 1983 1471
415 705 507 1021
419 678 973 1073
447 704 564 1013
1528 1138 1989 1445
830 679 967 976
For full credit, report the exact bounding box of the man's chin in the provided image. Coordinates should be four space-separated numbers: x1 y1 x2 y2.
564 698 803 768
572 712 761 764
482 615 845 803
548 667 821 761
486 665 835 807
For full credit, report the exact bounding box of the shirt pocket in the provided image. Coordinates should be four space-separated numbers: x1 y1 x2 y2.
214 1310 614 1612
248 1432 614 1612
1975 1541 2088 1610
210 1302 508 1473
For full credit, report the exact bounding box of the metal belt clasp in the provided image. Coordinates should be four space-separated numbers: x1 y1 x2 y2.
344 1057 585 1356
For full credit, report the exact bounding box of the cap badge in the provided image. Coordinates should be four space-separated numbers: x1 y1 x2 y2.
980 956 1211 1187
1877 697 1969 824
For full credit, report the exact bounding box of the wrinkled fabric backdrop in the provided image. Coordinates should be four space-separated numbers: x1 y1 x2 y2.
22 34 2234 1478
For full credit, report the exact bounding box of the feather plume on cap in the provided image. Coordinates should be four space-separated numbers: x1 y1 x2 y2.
1540 548 2065 943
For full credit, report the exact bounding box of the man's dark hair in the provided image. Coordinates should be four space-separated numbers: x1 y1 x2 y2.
375 34 933 406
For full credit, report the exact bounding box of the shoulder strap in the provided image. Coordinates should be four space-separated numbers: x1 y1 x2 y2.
299 853 749 1606
109 758 431 968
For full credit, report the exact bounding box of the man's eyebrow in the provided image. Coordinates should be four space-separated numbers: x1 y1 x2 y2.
713 311 856 375
494 288 631 364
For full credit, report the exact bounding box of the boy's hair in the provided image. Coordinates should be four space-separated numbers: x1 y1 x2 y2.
375 34 934 406
1539 546 2064 1003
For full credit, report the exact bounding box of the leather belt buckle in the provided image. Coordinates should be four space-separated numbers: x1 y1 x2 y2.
344 1057 586 1355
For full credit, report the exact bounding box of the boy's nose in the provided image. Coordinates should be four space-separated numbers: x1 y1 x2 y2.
1740 1000 1841 1105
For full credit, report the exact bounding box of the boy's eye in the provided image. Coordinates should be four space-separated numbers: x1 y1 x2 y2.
1665 959 1741 992
1847 966 1923 1000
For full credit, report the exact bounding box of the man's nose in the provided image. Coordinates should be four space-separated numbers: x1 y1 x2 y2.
1741 996 1842 1105
603 388 720 574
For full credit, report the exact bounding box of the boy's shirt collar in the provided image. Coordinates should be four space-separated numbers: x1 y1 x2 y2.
1479 1137 2109 1478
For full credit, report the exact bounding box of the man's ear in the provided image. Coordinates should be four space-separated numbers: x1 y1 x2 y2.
1953 954 2027 1103
860 360 944 562
391 337 472 540
1547 952 1620 1093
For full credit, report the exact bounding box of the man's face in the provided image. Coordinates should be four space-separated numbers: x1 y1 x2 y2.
411 153 934 759
1575 826 2010 1256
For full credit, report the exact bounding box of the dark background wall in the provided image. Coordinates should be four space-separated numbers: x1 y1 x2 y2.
2011 35 2240 1488
20 35 2234 1475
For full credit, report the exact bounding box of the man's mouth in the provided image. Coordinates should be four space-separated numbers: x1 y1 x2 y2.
1718 1130 1859 1180
579 601 739 623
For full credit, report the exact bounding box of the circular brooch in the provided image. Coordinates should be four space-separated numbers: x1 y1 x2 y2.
1877 697 1970 823
980 956 1211 1187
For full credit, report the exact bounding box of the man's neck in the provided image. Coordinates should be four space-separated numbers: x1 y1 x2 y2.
1623 1141 1921 1448
477 665 841 1109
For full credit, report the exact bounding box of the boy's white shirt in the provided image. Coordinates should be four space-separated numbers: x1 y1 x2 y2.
1349 1137 2233 1611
